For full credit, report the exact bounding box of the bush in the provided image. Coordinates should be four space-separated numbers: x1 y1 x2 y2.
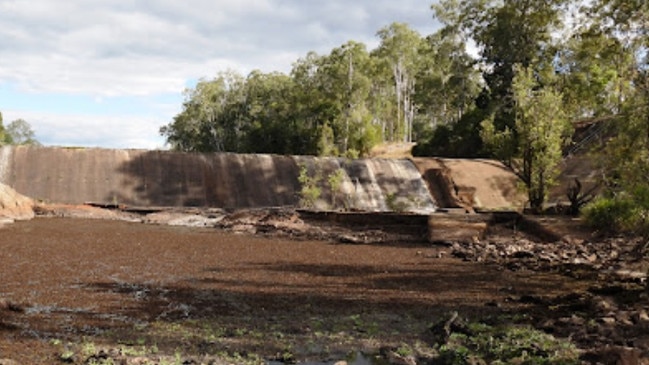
582 195 636 234
583 187 649 236
297 164 322 208
437 323 579 365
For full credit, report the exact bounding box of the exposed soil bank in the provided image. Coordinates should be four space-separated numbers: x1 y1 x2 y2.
0 183 33 224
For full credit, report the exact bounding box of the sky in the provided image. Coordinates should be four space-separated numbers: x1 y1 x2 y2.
0 1 440 149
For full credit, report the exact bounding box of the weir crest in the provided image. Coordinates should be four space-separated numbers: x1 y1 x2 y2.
0 146 437 213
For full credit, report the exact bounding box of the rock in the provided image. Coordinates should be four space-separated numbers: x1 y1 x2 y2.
538 319 556 331
634 336 649 351
0 359 20 365
581 346 646 365
615 269 647 282
385 352 416 365
428 312 471 345
127 357 152 365
559 315 585 326
635 309 649 323
333 361 348 365
599 317 617 325
427 215 488 244
511 250 534 259
595 298 617 313
613 310 634 326
339 234 365 244
0 298 23 312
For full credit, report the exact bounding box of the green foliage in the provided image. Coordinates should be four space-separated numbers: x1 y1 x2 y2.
297 164 322 209
583 187 649 238
327 168 346 208
413 108 487 158
299 164 352 211
317 123 338 157
482 66 571 212
434 0 568 133
583 195 636 234
0 114 40 146
160 21 474 157
5 119 40 145
385 192 409 212
374 22 425 143
437 323 579 365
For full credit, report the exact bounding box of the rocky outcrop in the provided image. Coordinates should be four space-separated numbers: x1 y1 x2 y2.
0 183 34 223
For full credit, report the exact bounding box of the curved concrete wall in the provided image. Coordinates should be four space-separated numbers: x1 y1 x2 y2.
0 146 437 213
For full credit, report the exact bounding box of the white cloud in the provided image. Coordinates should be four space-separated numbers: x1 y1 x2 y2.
3 109 168 150
0 0 440 148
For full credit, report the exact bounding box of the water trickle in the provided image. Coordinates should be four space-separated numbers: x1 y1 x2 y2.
293 156 436 213
0 146 12 183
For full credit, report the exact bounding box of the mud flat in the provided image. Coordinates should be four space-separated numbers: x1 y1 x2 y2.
0 218 570 363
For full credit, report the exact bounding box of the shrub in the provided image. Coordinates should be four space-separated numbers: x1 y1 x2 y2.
582 195 636 234
583 187 649 236
327 168 346 209
298 164 322 209
437 323 579 365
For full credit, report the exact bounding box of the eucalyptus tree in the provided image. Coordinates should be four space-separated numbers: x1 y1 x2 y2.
241 71 298 154
433 0 569 133
161 70 247 152
482 66 571 212
557 30 633 121
317 41 380 156
290 51 332 155
5 119 40 146
414 26 481 135
374 22 425 143
585 0 649 190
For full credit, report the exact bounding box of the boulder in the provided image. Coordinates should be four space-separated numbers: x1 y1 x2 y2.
0 183 33 222
428 214 488 244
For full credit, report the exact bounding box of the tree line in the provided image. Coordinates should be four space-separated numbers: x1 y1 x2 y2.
160 20 478 158
161 0 649 216
0 112 39 146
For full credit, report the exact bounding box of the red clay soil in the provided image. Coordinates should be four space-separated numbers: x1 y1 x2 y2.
0 217 593 364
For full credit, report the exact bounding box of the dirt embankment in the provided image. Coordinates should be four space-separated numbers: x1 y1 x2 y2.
0 183 33 224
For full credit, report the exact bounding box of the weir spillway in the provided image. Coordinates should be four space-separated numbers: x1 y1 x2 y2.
0 146 438 213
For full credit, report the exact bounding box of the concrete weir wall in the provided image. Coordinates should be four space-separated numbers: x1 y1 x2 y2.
0 146 437 213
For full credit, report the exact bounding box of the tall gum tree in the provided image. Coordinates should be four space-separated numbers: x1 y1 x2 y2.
374 22 425 143
435 0 568 132
481 66 572 212
315 41 379 156
587 0 649 190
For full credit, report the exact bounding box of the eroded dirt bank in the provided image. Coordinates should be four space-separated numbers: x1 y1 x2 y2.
1 213 648 364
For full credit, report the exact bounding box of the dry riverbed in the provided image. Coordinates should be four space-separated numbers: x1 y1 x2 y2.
0 207 648 364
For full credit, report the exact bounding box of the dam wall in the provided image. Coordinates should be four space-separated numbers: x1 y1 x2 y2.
0 146 437 213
